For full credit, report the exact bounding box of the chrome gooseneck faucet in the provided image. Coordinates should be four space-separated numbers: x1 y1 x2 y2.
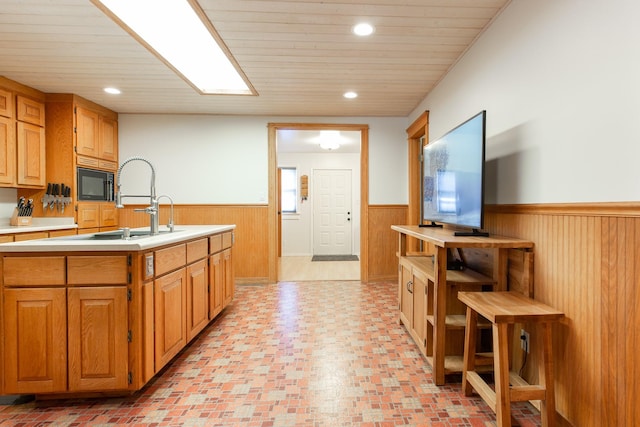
156 195 175 232
115 156 159 235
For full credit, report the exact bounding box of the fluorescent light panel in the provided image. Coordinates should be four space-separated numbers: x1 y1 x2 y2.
93 0 254 95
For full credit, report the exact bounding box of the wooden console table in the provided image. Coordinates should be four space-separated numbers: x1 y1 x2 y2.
391 225 534 385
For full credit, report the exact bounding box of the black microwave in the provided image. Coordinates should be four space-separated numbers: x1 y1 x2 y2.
77 167 115 202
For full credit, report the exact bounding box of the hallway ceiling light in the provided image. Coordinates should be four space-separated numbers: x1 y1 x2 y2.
343 91 358 99
316 130 344 150
92 0 255 95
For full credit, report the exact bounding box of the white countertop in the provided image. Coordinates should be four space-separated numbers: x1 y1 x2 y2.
0 225 235 252
0 217 77 235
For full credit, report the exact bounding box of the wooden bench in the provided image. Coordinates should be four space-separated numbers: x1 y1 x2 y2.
458 291 564 427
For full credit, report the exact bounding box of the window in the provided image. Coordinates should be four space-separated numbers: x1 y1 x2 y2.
281 167 298 213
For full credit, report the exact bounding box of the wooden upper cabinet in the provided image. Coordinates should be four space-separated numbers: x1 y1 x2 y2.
76 106 118 167
16 121 45 187
0 115 16 185
76 106 100 158
17 96 45 127
99 116 118 162
0 87 14 118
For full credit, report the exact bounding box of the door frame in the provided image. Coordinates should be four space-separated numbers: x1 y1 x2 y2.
268 122 369 283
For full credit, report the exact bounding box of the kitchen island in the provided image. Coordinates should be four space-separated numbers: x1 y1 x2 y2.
0 225 235 398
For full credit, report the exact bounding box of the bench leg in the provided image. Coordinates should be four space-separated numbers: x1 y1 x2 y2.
539 322 557 427
462 306 478 396
493 322 511 427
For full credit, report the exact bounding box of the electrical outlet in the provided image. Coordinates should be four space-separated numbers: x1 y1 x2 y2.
520 329 530 353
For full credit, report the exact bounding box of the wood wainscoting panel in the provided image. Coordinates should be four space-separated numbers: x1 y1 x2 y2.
118 205 268 283
484 203 640 427
368 205 407 282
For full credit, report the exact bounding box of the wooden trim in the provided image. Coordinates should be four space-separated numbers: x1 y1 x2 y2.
406 111 429 253
487 202 640 217
268 122 370 283
406 111 429 138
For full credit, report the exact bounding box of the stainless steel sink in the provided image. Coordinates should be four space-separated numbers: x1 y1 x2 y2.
91 229 178 240
51 229 182 241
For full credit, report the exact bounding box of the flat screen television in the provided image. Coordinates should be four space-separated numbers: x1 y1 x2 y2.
421 110 487 236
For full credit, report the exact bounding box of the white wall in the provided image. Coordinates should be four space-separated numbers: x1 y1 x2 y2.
410 0 640 204
278 152 360 256
0 188 17 219
118 115 407 204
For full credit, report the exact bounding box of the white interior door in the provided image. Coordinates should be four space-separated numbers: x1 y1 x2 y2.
313 169 352 255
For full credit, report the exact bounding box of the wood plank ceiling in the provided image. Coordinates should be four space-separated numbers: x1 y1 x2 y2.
0 0 510 116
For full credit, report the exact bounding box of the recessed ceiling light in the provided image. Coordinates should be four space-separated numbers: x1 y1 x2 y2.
92 0 254 95
104 87 121 95
344 91 358 99
353 23 374 36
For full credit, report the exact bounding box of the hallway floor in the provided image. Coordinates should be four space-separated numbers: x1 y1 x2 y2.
0 281 541 426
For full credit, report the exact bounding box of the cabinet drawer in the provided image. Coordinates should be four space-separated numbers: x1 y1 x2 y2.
155 244 186 276
3 256 66 286
0 235 14 243
48 229 77 238
222 232 232 249
67 255 129 285
209 234 222 254
187 238 208 264
16 96 45 126
13 231 49 241
0 87 14 118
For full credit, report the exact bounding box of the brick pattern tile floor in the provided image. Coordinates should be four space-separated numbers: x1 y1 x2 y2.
0 281 542 426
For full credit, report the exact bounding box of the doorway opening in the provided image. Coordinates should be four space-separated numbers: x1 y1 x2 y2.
268 123 369 282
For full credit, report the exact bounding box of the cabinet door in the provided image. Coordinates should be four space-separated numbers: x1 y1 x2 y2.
0 87 14 118
76 107 99 158
16 96 45 126
0 115 16 185
399 263 413 327
16 121 45 187
154 268 187 371
222 249 234 308
99 116 118 162
208 252 223 319
186 259 209 341
77 203 100 228
100 203 118 227
68 286 128 391
3 288 67 394
411 269 428 353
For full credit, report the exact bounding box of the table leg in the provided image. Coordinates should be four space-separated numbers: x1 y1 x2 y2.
494 248 509 291
539 322 557 427
493 322 511 426
462 306 478 396
433 246 447 385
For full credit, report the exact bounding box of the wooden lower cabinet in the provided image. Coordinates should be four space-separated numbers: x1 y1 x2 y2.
398 257 429 355
186 259 209 341
154 268 187 371
208 252 223 319
222 248 234 307
3 288 67 394
67 286 128 391
0 229 234 398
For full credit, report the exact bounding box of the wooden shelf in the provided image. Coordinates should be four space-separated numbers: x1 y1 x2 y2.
399 255 495 286
427 314 491 330
426 354 494 375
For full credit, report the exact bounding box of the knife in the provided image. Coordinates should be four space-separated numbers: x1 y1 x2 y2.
26 199 33 216
17 197 25 216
